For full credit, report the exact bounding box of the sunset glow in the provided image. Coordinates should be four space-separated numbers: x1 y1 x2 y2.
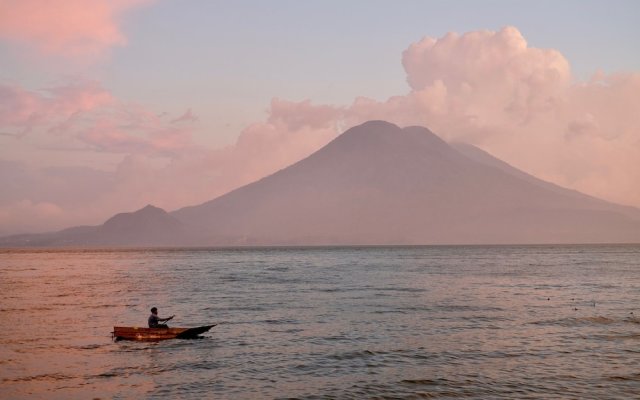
1 1 638 236
1 3 640 397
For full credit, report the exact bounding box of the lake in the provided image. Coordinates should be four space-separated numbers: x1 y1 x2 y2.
1 245 639 399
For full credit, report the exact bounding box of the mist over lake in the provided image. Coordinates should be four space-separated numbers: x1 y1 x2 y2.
2 245 640 399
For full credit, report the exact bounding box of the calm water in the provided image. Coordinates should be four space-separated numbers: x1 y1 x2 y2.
1 245 640 399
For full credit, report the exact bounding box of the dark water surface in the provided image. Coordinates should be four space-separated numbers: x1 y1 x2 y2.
1 245 640 399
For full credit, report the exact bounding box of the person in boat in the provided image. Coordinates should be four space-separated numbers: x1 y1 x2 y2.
148 307 174 328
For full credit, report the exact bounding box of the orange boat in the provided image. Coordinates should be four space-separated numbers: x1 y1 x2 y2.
113 325 216 341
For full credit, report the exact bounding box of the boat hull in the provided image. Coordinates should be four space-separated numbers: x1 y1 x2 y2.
113 325 215 341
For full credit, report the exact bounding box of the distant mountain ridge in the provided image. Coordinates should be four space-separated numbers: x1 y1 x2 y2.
2 120 640 246
1 205 187 247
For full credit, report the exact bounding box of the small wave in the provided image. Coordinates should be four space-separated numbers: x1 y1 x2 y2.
460 315 510 323
319 288 343 293
370 309 407 315
436 305 505 313
582 316 616 324
607 373 640 381
0 306 54 312
218 275 250 282
4 337 47 345
596 332 640 341
375 287 428 293
81 304 119 309
328 349 381 361
219 305 268 312
312 334 353 343
531 315 618 327
401 378 449 386
94 371 119 378
3 267 38 272
262 318 299 325
78 344 106 350
268 328 304 334
4 373 74 383
265 266 290 272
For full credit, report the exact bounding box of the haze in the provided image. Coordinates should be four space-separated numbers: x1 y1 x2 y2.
1 0 639 237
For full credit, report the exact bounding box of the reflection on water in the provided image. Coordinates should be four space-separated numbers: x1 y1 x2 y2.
1 245 640 399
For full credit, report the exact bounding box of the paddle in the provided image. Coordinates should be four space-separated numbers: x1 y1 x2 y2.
162 315 175 323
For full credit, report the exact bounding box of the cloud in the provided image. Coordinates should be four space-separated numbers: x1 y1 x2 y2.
0 80 196 156
0 0 151 59
233 98 343 179
0 80 204 234
171 108 199 124
346 26 572 140
410 27 569 126
0 81 115 137
337 27 640 209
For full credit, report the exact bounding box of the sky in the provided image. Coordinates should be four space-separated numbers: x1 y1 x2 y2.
1 0 639 235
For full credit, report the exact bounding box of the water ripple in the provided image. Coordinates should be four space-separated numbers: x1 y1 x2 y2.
1 245 639 399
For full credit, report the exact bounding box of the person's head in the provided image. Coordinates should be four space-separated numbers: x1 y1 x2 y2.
150 307 158 314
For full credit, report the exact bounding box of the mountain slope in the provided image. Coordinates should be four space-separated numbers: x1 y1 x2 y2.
451 142 640 221
172 121 640 244
0 205 187 247
3 120 639 247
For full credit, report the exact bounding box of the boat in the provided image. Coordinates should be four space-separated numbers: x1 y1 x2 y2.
113 324 216 341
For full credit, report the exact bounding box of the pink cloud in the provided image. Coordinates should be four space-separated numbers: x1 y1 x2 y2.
391 27 571 136
402 27 570 92
0 81 115 137
0 0 151 59
0 80 195 156
338 27 640 209
0 85 41 135
184 98 345 197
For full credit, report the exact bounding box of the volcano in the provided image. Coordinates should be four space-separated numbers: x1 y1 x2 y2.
172 120 640 245
3 120 640 246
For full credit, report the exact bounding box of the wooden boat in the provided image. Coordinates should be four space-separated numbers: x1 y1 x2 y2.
113 324 216 341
